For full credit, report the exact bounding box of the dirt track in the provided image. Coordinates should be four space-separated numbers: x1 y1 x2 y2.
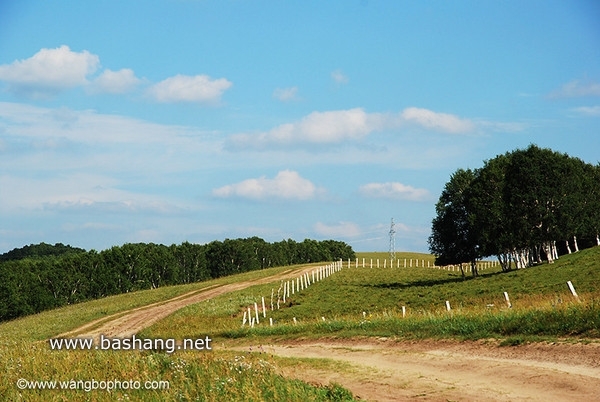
61 265 600 401
60 265 319 342
254 339 600 401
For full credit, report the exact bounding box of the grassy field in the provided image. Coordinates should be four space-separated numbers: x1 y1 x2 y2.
0 263 357 401
143 249 600 343
2 248 599 400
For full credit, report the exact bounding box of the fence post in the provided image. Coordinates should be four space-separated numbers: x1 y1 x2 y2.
567 281 579 300
503 291 512 308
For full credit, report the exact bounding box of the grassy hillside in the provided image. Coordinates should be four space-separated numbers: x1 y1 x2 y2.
0 263 357 401
143 248 600 343
2 247 599 401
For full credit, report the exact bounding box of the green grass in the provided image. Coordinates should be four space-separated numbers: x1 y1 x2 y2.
144 247 600 343
0 263 308 342
3 248 600 400
0 263 358 401
0 343 356 401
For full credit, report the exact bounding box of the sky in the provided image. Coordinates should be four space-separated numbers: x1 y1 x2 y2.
0 1 599 254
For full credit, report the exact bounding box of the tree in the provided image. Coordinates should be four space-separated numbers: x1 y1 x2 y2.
429 168 479 277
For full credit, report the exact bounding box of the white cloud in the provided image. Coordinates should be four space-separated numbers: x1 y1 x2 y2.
273 86 298 101
147 74 232 103
331 69 349 84
572 105 600 116
212 170 317 200
0 45 99 98
0 173 181 213
359 182 431 202
226 107 475 150
400 107 475 134
226 108 384 149
0 101 214 146
549 79 600 98
90 68 141 94
314 221 361 238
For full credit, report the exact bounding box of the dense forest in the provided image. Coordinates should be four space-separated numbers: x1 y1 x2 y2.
429 145 600 276
0 237 355 322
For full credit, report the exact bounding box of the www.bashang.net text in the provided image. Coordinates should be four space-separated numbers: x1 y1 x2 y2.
48 334 212 354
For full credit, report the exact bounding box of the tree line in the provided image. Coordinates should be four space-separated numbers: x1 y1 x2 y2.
429 145 600 276
0 237 355 321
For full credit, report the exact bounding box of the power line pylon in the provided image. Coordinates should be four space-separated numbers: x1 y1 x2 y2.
389 218 396 261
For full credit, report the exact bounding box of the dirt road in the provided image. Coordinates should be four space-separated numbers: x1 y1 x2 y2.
59 264 319 341
254 339 600 401
60 265 600 401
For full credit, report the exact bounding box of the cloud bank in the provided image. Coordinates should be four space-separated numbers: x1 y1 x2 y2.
0 45 99 98
359 182 431 201
273 86 298 102
147 74 232 103
212 170 317 200
226 107 475 150
550 79 600 98
90 68 141 94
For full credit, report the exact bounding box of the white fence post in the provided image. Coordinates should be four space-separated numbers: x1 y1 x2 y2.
504 291 512 308
567 281 579 299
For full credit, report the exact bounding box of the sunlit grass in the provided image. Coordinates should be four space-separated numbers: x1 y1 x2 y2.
0 263 307 342
0 262 358 401
0 342 356 401
144 247 600 344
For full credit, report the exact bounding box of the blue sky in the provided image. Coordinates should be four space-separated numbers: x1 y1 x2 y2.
0 1 599 253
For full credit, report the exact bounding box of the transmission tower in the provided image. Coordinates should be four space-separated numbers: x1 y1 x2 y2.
389 218 396 261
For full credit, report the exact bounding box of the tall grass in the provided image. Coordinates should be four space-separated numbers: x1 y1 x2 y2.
0 263 358 401
0 342 355 401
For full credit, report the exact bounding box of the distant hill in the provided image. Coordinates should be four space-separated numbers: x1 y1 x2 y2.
0 242 86 262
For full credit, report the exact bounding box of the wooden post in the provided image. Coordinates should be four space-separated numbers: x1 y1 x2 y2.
567 281 579 299
445 301 451 311
254 302 260 324
262 296 266 317
402 306 406 318
283 282 287 303
269 317 273 326
242 310 247 326
504 291 512 308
